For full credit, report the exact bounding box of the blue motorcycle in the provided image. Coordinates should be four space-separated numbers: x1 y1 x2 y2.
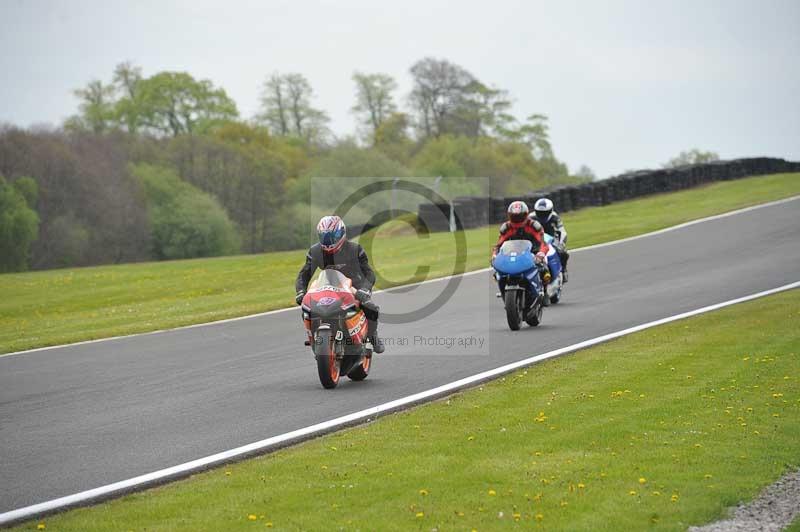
492 240 545 330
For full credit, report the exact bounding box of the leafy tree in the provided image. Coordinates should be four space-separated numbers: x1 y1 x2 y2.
46 213 90 268
0 175 39 272
574 165 597 181
408 57 476 139
112 61 144 134
257 73 329 143
496 114 553 158
410 134 574 195
351 72 398 143
133 163 240 259
450 81 515 138
168 122 308 253
374 112 414 164
130 72 238 137
663 149 720 168
66 80 117 133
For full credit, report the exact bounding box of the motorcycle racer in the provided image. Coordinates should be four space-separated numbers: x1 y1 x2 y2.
295 215 384 353
493 201 551 300
531 197 569 281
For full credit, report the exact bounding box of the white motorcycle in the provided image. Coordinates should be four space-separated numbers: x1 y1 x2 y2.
543 233 565 305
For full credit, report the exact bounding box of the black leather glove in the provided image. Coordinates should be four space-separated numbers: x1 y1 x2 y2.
355 288 372 303
295 291 306 305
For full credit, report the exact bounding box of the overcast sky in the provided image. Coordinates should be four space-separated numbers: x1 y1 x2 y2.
1 0 798 178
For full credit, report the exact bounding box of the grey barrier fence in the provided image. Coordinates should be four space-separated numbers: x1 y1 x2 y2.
418 157 799 232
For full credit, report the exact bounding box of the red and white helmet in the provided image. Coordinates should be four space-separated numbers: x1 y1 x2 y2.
507 200 529 224
317 215 347 253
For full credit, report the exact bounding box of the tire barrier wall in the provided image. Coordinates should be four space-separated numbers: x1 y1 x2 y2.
418 157 800 232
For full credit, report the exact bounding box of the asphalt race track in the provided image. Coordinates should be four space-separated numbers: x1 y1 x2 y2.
1 199 798 514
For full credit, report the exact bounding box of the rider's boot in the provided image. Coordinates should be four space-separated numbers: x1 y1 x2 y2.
560 250 569 283
541 267 551 306
367 319 385 353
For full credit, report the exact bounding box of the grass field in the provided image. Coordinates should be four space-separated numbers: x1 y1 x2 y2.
13 287 799 531
1 172 798 354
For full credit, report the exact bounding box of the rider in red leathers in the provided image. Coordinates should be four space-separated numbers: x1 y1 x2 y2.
493 200 552 302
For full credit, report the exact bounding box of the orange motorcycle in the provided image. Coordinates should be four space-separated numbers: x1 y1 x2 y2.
301 270 373 389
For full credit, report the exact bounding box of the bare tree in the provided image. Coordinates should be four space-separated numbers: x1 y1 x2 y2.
257 73 290 136
257 72 329 143
351 72 397 143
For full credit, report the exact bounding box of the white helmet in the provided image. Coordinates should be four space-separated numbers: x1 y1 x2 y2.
533 198 554 221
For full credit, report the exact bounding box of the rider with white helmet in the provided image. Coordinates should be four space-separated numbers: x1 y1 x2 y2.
531 198 570 281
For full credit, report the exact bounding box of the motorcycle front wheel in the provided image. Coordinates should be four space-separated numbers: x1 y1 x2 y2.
314 328 340 389
504 290 522 331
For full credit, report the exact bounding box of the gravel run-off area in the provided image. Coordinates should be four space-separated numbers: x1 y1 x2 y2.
689 469 800 532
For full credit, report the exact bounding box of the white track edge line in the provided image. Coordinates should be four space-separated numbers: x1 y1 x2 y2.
1 280 798 525
3 194 798 358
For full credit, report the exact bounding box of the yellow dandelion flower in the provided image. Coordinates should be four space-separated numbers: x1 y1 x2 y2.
488 489 497 496
671 494 679 502
248 514 257 521
468 435 475 441
578 482 586 489
265 522 273 528
457 511 465 517
513 512 521 521
652 491 661 496
419 489 429 496
704 474 713 479
629 490 637 496
321 465 328 470
638 477 647 484
560 500 568 507
535 513 544 521
773 413 780 417
37 525 46 531
224 470 232 476
416 511 424 518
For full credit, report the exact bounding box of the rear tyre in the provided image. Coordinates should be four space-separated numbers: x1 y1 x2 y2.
347 353 371 381
314 329 340 389
504 290 522 331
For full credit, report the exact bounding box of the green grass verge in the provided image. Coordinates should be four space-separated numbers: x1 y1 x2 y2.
14 288 800 531
1 172 798 354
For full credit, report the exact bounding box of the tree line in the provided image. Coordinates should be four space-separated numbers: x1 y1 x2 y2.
0 57 592 273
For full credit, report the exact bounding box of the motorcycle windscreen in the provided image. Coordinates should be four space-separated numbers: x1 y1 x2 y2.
493 240 535 275
308 269 354 293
